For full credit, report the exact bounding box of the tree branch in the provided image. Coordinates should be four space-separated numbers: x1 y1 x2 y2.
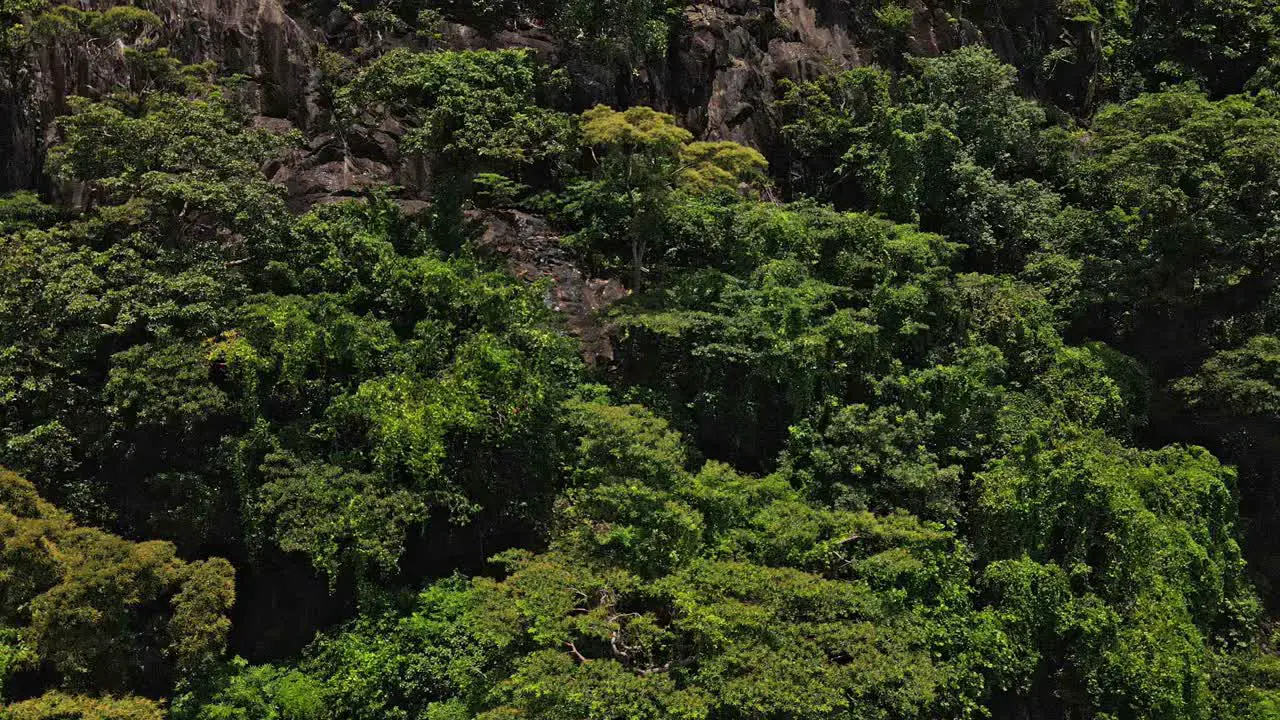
565 640 590 664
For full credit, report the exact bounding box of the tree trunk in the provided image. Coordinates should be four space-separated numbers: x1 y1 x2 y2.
631 236 645 291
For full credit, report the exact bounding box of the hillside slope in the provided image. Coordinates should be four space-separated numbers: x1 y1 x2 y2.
5 2 1280 719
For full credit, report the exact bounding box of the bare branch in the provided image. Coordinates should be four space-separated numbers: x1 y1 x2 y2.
565 640 590 664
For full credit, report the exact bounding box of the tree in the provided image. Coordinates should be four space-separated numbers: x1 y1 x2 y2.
565 105 765 289
208 199 580 584
1176 335 1280 420
182 399 990 720
2 693 164 720
340 48 575 249
341 48 571 170
1059 86 1280 355
0 192 58 234
0 469 234 697
778 47 1066 274
0 84 292 534
976 433 1258 719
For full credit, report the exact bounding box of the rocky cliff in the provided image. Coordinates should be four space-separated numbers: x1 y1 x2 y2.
1 0 315 193
1 0 1099 205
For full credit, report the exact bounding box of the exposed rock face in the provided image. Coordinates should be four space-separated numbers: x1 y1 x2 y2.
974 0 1103 112
668 0 966 163
267 122 402 211
665 0 878 155
672 1 779 148
0 0 962 205
904 0 972 56
298 0 923 205
271 0 893 209
473 209 629 366
1 0 1096 206
0 0 316 193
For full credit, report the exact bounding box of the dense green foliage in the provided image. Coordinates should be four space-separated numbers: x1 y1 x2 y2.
8 1 1280 719
0 469 234 699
